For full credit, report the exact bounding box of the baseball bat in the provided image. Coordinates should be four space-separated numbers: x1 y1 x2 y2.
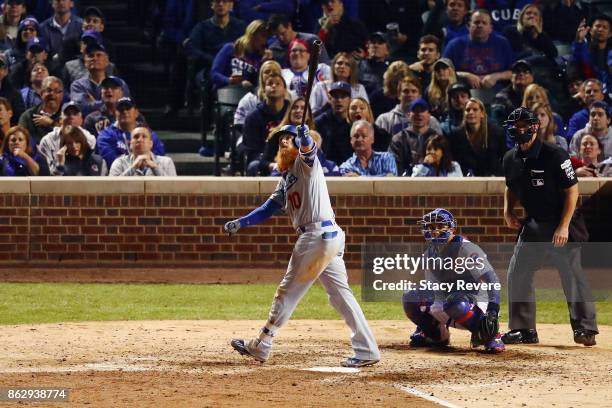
302 39 323 126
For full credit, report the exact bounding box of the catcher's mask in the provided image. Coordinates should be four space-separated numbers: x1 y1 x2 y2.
418 208 456 244
503 107 539 144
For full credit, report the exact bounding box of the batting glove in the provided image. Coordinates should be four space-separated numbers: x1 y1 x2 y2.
224 219 241 235
296 125 313 149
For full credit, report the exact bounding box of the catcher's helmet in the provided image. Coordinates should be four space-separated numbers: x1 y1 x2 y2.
503 107 539 144
418 208 456 244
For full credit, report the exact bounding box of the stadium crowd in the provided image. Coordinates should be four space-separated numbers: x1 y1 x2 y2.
0 0 611 178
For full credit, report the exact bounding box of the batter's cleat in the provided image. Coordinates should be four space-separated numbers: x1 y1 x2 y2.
341 357 379 368
501 329 539 344
409 328 450 347
483 334 506 353
230 338 270 363
573 329 597 347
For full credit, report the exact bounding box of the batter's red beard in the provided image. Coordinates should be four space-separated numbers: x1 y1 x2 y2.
275 145 299 173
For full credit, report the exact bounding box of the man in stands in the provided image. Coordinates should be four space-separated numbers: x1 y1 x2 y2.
316 81 352 165
317 0 369 58
409 35 442 94
570 101 612 158
567 79 606 138
109 126 176 176
492 60 535 123
339 120 397 176
358 32 391 97
97 97 165 168
18 75 62 143
267 13 329 67
62 30 116 88
39 0 83 60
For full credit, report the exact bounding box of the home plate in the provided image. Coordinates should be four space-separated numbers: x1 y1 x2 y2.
302 367 360 373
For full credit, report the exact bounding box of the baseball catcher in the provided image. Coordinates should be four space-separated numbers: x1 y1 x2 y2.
402 208 505 353
224 125 380 367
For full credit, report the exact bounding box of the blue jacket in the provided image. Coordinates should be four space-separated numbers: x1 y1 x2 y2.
159 0 195 44
443 32 515 77
210 43 262 90
70 77 131 116
234 0 296 23
188 17 245 66
242 100 289 156
572 41 612 97
96 124 165 168
39 14 83 58
0 152 49 176
567 108 589 141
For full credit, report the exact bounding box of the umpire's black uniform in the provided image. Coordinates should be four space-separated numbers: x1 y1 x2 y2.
503 138 598 333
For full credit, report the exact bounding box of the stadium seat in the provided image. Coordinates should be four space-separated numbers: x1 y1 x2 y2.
213 85 250 176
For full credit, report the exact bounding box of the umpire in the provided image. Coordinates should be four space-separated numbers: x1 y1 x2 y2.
501 107 598 346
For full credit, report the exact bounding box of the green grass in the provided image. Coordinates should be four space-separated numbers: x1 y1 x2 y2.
0 283 610 325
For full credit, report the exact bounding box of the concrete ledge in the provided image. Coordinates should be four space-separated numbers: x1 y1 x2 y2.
0 177 606 195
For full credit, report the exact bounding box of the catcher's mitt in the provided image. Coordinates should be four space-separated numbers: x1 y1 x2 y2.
475 312 499 343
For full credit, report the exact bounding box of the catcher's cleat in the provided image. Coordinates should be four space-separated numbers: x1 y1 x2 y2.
409 328 450 347
341 357 379 368
501 329 539 344
230 338 269 363
573 329 597 347
483 333 506 353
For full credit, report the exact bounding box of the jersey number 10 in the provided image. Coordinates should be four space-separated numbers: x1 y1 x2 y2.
288 192 301 210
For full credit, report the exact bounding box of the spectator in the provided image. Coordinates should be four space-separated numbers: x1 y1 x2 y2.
316 80 352 165
38 100 95 174
426 57 457 121
376 76 443 137
183 0 245 117
423 0 470 46
533 102 569 151
570 100 612 157
339 119 397 176
443 9 514 90
388 98 441 176
492 59 534 123
97 97 165 168
18 74 61 143
4 16 38 67
20 60 47 109
267 13 329 67
234 0 295 23
476 0 532 33
441 81 471 135
296 0 359 34
369 60 410 117
39 0 83 60
233 60 282 127
70 43 130 115
567 78 606 138
309 51 366 115
83 76 142 137
573 133 611 177
0 124 48 175
572 15 612 96
241 73 288 174
281 37 331 99
51 124 105 176
109 126 176 176
358 32 390 97
360 0 425 60
0 96 12 141
503 4 557 63
317 0 369 58
521 83 565 142
347 97 390 151
542 0 601 45
411 134 462 177
63 6 115 64
409 35 442 95
9 36 51 89
210 19 269 91
62 30 116 89
0 0 26 44
446 97 505 176
0 55 23 123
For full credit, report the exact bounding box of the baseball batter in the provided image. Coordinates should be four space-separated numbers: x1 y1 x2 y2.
225 124 380 367
402 209 505 353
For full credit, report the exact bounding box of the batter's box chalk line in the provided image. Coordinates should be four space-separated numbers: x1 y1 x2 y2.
302 367 360 373
397 384 463 408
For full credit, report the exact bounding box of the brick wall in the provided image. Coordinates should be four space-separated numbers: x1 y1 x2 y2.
0 177 608 269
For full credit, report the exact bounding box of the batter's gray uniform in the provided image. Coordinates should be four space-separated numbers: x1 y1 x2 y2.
260 146 380 361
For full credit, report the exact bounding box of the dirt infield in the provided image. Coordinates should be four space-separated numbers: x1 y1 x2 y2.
0 320 609 407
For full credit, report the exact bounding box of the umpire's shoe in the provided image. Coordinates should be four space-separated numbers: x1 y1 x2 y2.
230 338 270 363
341 357 379 368
501 329 539 344
573 329 597 347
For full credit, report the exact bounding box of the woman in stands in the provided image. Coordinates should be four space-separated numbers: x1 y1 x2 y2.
446 97 506 176
210 19 270 91
233 60 283 128
0 97 12 145
20 61 48 109
309 52 367 115
52 126 106 176
426 58 457 121
503 4 557 63
281 38 330 100
532 102 568 151
4 16 38 67
411 134 462 177
521 83 565 140
0 125 48 176
347 97 391 151
368 60 411 118
572 133 611 177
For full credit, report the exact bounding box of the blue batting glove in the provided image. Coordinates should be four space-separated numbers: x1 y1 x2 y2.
296 125 312 148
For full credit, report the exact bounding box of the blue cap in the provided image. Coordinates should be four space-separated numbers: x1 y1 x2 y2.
81 29 103 44
18 16 39 32
329 81 351 95
100 76 125 89
85 41 106 54
61 101 81 114
116 97 135 110
409 97 430 112
26 37 47 52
